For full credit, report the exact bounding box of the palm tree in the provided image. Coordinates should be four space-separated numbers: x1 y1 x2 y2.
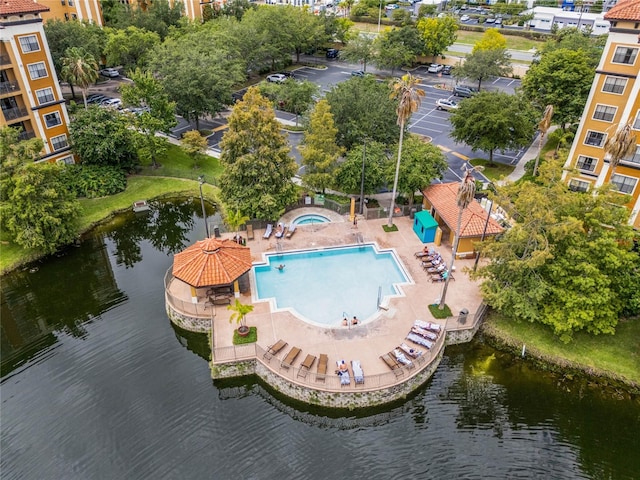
604 121 636 180
388 74 424 227
225 208 250 241
533 104 554 177
227 298 254 335
439 165 482 310
60 47 99 109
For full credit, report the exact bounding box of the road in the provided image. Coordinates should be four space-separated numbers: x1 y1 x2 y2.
448 42 536 62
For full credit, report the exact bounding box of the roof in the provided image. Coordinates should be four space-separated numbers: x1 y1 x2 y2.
172 238 253 288
605 0 640 21
423 183 503 238
0 0 49 16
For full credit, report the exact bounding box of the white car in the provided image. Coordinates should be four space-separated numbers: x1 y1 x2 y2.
427 63 444 74
385 3 399 9
266 74 287 83
436 98 459 111
101 98 122 109
100 68 120 78
460 14 470 22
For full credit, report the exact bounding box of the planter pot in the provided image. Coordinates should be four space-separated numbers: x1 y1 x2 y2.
236 326 250 337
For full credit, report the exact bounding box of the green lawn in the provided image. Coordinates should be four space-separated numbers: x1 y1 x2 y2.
138 143 224 181
469 158 515 181
485 311 640 385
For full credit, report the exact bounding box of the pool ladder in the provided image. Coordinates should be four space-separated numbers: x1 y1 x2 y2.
355 232 364 245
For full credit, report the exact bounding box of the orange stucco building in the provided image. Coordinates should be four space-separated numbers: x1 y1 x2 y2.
1 0 74 164
38 0 103 25
563 0 640 228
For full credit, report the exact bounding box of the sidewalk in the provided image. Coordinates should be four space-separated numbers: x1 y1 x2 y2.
498 125 558 185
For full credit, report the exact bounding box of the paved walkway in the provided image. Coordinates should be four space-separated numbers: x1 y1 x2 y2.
498 125 559 185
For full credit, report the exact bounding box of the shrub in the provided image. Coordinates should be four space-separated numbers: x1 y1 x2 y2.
62 164 127 199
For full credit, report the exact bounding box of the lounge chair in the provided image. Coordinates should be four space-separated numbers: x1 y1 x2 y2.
275 223 286 239
263 223 273 239
414 320 442 333
246 224 254 240
380 353 404 377
399 342 423 359
263 339 287 359
392 348 413 368
407 332 434 349
411 326 438 341
351 360 364 384
317 353 328 382
336 360 350 386
281 347 301 369
285 223 296 239
297 354 316 379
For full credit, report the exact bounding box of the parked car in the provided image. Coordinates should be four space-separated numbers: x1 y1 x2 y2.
485 17 496 24
266 73 287 83
460 14 470 22
101 98 122 109
495 18 502 25
427 63 444 73
385 3 399 9
86 94 107 104
442 65 452 75
351 70 365 77
277 71 295 78
453 85 477 98
436 98 459 111
100 68 120 78
326 48 339 59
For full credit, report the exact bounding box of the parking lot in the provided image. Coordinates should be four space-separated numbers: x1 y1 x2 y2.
169 59 525 184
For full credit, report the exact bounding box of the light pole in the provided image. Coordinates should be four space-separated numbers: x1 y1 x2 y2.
198 175 210 238
359 138 367 215
377 0 383 33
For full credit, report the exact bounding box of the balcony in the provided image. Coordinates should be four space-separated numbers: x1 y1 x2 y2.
17 130 36 141
2 106 29 121
0 54 10 67
0 81 20 95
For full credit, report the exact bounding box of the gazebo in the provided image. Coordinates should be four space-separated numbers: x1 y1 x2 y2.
172 237 253 304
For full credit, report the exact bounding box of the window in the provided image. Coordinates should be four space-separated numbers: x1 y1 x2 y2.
569 179 590 192
576 155 597 172
35 87 55 105
61 0 65 5
27 62 47 80
623 146 640 165
611 174 637 194
612 46 638 65
18 35 40 53
593 105 616 122
602 76 627 94
634 111 640 130
71 13 77 19
51 134 68 151
585 131 605 147
43 111 62 128
68 0 74 5
56 156 74 165
64 13 69 20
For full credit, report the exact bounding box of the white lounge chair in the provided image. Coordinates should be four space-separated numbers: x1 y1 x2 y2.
263 223 273 239
275 223 285 238
414 319 442 333
407 332 434 349
399 342 423 359
411 326 438 341
336 360 350 386
285 223 296 239
393 349 413 367
351 360 364 384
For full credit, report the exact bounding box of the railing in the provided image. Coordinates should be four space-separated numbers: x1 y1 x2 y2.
0 54 10 66
2 106 28 121
446 303 488 331
17 130 36 141
164 269 211 318
0 81 19 94
212 329 447 392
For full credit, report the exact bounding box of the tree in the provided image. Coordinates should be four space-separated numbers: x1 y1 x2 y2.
120 69 177 168
0 127 80 255
472 28 507 52
218 87 298 221
181 130 209 169
340 33 377 72
603 121 636 179
533 104 554 177
388 74 424 227
258 79 318 126
417 16 458 62
104 26 161 73
439 166 480 310
388 134 447 208
474 160 640 341
538 28 605 68
300 100 344 193
418 4 438 18
227 298 254 335
334 17 355 44
325 75 399 149
284 6 326 63
449 92 537 165
375 28 421 75
222 0 255 21
69 106 138 171
334 141 388 195
60 47 99 108
521 48 594 130
454 48 512 91
225 209 250 239
150 32 244 129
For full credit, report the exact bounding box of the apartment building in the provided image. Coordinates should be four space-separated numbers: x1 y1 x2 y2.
1 0 74 164
563 0 640 228
38 0 104 26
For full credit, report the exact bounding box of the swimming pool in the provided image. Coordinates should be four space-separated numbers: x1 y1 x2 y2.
292 214 330 225
252 245 411 326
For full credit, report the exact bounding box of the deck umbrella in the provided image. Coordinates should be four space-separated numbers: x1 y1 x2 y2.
172 238 252 303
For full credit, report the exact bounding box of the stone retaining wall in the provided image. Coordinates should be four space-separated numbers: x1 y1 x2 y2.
165 302 209 333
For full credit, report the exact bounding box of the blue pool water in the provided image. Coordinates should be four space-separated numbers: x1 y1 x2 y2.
253 245 410 326
292 214 330 225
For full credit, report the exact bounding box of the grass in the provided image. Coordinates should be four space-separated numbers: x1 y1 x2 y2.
429 304 452 318
382 224 399 232
485 311 640 386
455 29 543 52
138 143 223 181
233 327 258 345
469 158 515 182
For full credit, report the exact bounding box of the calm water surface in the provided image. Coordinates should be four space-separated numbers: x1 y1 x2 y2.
2 199 639 480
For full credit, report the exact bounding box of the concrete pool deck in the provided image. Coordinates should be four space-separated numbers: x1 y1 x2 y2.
165 208 485 405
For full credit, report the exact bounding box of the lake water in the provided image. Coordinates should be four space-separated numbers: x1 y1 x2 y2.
1 199 639 479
